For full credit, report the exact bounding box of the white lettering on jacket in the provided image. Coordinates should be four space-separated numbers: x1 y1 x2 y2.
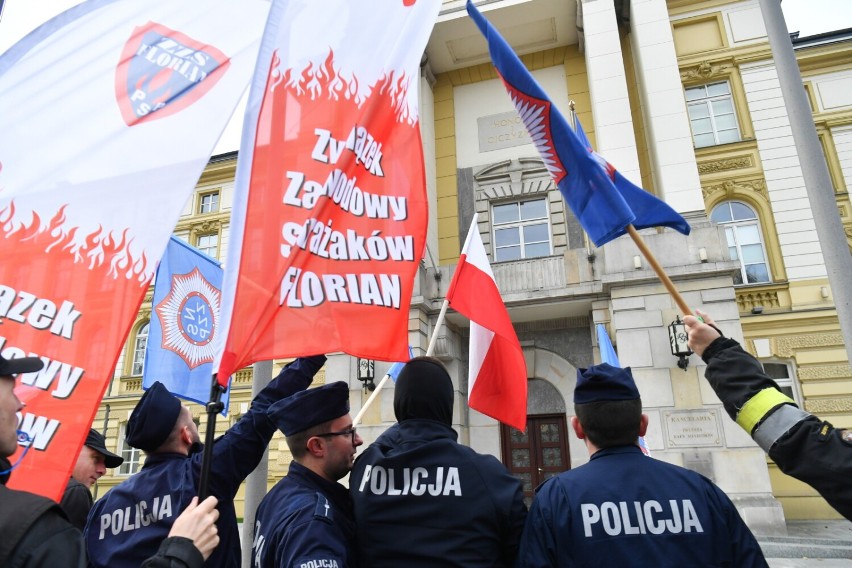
299 560 339 568
357 465 462 496
580 499 704 537
98 494 173 539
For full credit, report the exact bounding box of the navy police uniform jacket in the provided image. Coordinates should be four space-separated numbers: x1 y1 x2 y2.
349 420 527 567
84 356 326 568
252 461 357 568
517 445 767 567
703 338 852 520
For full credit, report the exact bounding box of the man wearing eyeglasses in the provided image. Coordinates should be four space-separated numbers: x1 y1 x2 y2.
252 381 363 568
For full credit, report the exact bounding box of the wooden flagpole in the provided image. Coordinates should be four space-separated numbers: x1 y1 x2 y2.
569 102 691 317
626 225 692 316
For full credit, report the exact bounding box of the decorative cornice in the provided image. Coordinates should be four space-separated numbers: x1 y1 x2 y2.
680 60 733 82
797 364 852 381
174 212 229 234
697 156 753 175
701 178 767 201
120 377 143 394
775 333 844 357
198 158 237 185
233 368 254 385
736 290 779 313
805 397 852 414
515 316 588 332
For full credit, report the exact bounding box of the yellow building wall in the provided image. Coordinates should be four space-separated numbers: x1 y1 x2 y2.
673 2 852 520
435 46 591 265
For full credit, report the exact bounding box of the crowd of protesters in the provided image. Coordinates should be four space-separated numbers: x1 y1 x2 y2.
2 308 850 566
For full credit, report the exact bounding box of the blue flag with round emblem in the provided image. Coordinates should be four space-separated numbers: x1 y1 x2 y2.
145 236 228 413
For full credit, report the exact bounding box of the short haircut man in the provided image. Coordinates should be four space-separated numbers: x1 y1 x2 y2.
350 356 527 567
516 363 768 567
61 428 124 530
252 381 363 568
0 354 85 566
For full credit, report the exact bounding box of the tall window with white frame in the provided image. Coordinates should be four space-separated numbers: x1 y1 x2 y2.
198 190 220 214
196 234 218 259
131 322 149 376
686 81 740 148
710 201 770 285
118 423 142 475
492 198 552 262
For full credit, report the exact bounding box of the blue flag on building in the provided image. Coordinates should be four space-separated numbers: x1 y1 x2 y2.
145 236 228 413
596 324 621 367
466 1 690 247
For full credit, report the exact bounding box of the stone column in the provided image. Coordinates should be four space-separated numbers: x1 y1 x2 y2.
581 0 642 185
629 0 706 213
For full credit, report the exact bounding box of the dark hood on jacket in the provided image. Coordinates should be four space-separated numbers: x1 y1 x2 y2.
393 357 454 426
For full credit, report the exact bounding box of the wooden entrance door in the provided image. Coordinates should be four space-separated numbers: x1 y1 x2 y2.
501 414 570 506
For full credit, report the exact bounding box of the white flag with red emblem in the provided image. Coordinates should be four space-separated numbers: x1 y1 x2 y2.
0 0 268 500
447 214 528 431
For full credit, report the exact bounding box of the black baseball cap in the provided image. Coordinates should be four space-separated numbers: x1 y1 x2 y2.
84 428 124 468
0 354 44 377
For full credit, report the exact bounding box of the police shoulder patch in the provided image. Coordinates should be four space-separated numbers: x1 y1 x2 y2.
313 493 334 524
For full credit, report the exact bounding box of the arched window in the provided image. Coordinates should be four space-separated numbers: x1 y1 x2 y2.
710 201 770 285
131 322 149 376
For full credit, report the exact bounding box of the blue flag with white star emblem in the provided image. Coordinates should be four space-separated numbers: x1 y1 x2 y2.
145 236 228 413
466 0 690 247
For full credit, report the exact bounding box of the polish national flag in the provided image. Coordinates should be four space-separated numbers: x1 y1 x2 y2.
447 214 528 431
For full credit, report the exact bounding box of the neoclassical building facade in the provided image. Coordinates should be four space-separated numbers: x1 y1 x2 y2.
92 0 852 527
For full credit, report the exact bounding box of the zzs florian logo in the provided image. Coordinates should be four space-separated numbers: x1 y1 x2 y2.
155 268 221 369
115 22 231 126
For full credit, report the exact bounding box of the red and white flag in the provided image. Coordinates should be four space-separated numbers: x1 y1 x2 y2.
215 0 441 380
447 214 528 431
0 0 267 500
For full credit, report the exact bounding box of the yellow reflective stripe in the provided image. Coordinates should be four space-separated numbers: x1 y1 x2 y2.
736 388 796 435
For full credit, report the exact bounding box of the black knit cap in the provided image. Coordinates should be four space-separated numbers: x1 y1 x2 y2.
394 357 453 426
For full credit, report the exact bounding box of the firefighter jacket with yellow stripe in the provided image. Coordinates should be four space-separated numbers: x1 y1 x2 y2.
702 337 852 520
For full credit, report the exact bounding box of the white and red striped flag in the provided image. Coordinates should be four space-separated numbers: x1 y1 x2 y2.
447 214 528 431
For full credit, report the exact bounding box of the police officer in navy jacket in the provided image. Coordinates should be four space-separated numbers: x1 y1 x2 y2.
517 363 767 568
350 356 527 567
84 355 326 568
252 381 363 568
